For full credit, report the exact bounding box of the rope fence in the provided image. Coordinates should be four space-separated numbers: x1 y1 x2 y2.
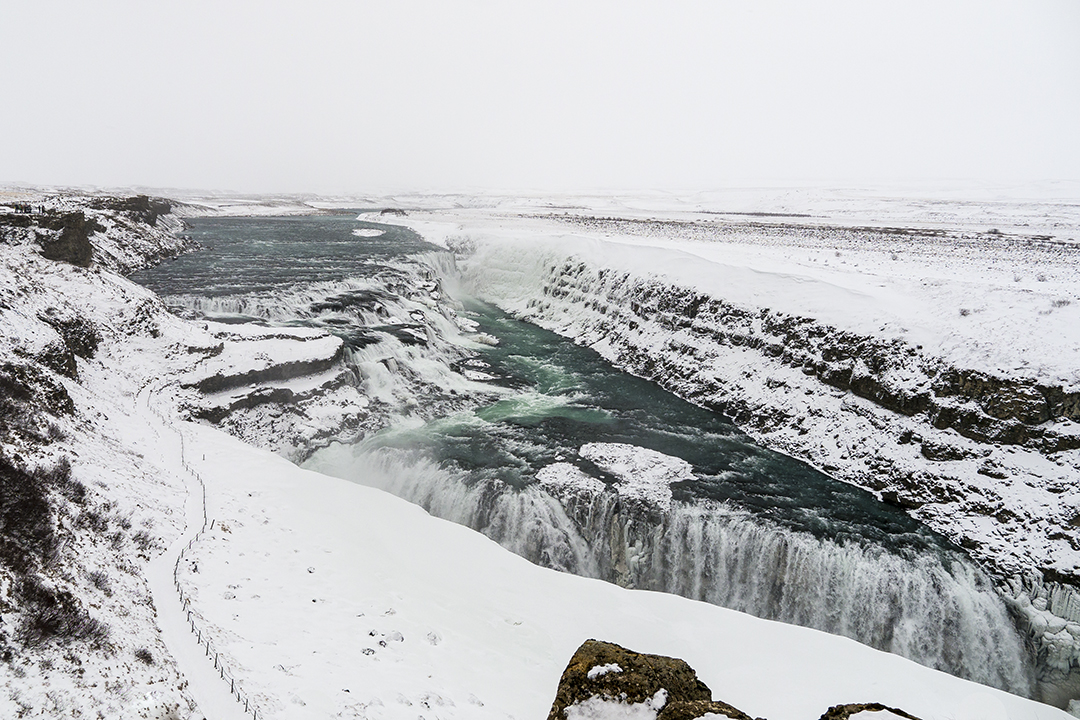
145 382 263 720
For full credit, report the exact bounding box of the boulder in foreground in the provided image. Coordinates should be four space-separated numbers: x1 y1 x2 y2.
546 639 757 720
547 640 926 720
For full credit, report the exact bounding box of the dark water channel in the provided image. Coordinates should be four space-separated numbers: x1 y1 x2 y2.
131 213 433 297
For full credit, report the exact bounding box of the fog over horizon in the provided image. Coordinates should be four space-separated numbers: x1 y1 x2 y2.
2 1 1078 196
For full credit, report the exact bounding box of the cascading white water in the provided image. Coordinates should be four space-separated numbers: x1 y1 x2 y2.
164 265 507 419
307 446 600 577
304 442 1034 697
635 503 1030 693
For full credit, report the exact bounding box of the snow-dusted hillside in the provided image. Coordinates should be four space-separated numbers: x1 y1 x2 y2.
0 194 203 717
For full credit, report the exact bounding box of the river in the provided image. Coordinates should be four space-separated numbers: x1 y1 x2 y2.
132 212 1036 697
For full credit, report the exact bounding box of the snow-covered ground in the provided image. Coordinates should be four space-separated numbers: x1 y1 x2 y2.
2 188 1078 719
170 415 1070 720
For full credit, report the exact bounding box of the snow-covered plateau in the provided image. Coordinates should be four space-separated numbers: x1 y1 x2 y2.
0 188 1075 719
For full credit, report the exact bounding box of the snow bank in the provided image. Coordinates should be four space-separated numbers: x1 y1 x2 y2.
176 421 1069 720
564 689 668 720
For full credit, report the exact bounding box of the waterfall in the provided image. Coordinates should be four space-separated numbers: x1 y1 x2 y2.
304 442 1035 698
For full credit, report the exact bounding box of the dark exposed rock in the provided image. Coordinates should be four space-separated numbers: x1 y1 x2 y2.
191 387 298 424
818 702 922 720
660 699 756 720
38 211 101 267
13 309 102 381
977 459 1011 480
0 208 100 266
27 339 79 380
547 640 757 720
310 288 393 313
880 490 923 509
919 438 982 462
1041 567 1080 589
38 308 101 360
89 194 172 227
185 345 345 394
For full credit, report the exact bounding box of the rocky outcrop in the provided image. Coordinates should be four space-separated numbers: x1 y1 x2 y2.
548 640 925 720
547 640 757 720
185 344 345 394
38 212 100 267
0 209 101 267
818 704 921 720
88 194 172 227
1 194 192 274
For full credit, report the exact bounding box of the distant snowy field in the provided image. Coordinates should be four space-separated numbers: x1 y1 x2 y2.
369 187 1080 389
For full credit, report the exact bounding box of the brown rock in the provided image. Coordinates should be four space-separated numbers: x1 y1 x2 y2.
547 639 756 720
818 702 922 720
659 698 755 720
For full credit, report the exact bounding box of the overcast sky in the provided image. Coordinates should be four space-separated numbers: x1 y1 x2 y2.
2 1 1078 194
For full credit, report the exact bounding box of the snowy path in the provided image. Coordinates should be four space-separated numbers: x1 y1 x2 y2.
139 384 253 720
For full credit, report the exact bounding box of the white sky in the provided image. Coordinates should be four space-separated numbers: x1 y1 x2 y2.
1 0 1078 194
